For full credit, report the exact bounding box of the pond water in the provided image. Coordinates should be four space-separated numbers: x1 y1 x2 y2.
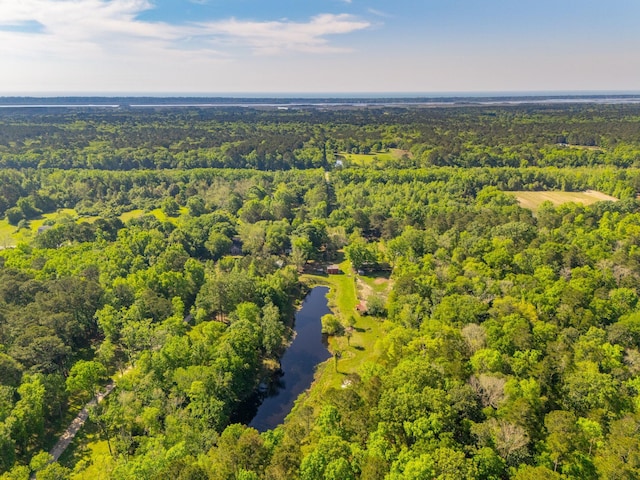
235 286 332 432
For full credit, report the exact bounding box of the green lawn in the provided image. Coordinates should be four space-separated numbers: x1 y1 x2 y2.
0 209 80 247
59 370 134 477
359 271 392 295
0 220 20 248
297 260 389 400
118 209 145 223
120 207 187 224
66 429 114 480
338 148 411 167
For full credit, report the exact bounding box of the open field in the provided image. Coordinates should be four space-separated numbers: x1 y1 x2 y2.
557 143 605 152
0 207 187 247
119 207 187 223
0 209 81 247
508 190 618 210
338 148 411 166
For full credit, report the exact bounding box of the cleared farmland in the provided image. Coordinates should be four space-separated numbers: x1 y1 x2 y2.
508 190 618 210
337 148 412 166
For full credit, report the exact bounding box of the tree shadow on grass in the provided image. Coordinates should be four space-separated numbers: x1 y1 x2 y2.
57 419 102 470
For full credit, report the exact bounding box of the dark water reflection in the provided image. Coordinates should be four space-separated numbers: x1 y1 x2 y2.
234 286 332 432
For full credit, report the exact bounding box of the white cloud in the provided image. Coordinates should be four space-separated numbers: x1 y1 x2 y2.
198 14 371 54
0 0 190 62
367 8 393 18
0 1 370 59
0 0 372 92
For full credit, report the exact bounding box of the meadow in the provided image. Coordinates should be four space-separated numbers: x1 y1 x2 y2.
508 189 618 210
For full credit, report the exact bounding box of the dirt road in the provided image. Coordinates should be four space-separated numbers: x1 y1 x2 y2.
48 381 116 462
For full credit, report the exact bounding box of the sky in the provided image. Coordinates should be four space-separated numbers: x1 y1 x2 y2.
0 0 639 94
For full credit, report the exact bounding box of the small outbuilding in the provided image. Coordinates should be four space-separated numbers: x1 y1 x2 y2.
327 264 341 275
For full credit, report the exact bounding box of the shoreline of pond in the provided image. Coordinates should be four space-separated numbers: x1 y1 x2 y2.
233 286 332 431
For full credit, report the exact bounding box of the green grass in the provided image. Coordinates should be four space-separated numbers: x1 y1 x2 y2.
0 209 80 247
148 207 189 224
70 438 114 479
338 148 411 166
0 220 20 248
118 209 145 222
0 207 190 248
60 370 135 477
508 190 618 211
54 417 114 480
298 259 388 397
359 271 392 295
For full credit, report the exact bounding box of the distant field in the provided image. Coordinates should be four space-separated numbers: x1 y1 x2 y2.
338 148 411 166
0 208 80 247
121 207 188 223
508 190 618 210
0 207 188 248
558 144 605 152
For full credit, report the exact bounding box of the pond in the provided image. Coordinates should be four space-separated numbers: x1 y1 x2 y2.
235 286 332 432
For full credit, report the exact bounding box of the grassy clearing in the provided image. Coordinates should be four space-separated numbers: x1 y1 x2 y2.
118 209 145 222
560 144 605 152
508 190 618 211
0 207 190 247
55 416 114 480
298 260 389 399
0 209 80 247
338 148 411 166
0 220 20 248
149 207 189 224
359 271 392 295
59 368 136 477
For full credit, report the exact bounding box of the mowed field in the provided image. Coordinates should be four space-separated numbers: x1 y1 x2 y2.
0 207 187 248
338 148 412 166
508 190 618 210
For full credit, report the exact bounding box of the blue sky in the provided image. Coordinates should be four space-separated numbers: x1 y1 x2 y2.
0 0 639 94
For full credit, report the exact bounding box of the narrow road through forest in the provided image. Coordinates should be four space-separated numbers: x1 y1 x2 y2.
48 381 116 463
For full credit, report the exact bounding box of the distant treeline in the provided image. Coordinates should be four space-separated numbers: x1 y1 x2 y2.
0 167 640 225
0 105 640 170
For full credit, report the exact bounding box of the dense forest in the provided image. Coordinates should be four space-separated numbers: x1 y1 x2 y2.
1 104 640 173
1 103 640 479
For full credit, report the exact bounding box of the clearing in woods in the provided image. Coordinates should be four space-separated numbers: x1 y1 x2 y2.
337 148 412 166
508 190 618 211
298 260 391 394
0 207 188 248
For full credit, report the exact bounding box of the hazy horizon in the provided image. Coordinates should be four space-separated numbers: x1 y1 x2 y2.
2 91 640 99
1 1 639 94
